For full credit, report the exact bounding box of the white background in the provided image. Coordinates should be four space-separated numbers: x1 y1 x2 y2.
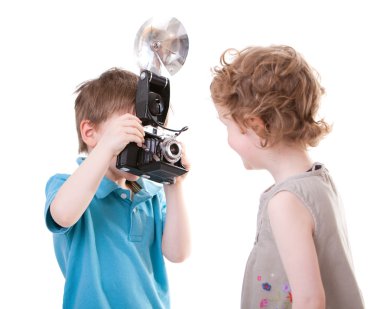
1 0 379 308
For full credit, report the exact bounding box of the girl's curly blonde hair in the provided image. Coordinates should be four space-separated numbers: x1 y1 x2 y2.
210 45 331 148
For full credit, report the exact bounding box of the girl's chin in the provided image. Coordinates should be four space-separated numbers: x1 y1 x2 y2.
242 160 259 170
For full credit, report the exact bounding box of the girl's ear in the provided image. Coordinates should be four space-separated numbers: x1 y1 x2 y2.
247 117 265 135
247 117 268 147
80 120 97 149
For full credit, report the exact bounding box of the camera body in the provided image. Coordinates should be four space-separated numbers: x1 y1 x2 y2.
116 70 188 184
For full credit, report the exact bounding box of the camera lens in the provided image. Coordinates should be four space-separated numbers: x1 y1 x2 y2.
161 138 182 164
169 144 180 156
148 92 164 115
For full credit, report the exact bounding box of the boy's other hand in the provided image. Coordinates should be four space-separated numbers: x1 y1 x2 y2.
172 141 190 185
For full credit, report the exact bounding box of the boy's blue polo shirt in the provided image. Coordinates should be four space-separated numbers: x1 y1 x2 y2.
45 158 169 309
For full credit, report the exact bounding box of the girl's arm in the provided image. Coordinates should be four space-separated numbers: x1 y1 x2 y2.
268 191 325 309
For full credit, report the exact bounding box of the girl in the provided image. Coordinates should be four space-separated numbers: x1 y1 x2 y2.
210 45 364 309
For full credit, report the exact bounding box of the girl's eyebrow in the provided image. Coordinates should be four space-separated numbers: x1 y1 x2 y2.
220 113 231 120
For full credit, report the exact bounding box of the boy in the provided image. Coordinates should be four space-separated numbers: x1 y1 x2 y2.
210 45 364 308
45 68 191 308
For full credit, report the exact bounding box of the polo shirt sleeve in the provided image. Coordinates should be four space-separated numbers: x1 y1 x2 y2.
157 188 167 228
44 173 71 234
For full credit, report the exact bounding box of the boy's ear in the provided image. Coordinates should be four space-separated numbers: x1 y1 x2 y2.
80 120 97 149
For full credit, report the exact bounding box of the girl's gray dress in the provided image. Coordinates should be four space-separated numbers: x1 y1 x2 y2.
241 164 365 309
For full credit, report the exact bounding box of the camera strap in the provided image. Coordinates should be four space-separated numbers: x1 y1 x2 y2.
125 180 142 194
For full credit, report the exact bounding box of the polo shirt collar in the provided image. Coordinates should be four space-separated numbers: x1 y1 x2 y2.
96 177 120 199
76 157 162 200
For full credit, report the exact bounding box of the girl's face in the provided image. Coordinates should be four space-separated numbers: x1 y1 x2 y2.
215 105 265 170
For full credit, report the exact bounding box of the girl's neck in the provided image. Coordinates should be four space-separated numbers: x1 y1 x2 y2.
264 144 313 183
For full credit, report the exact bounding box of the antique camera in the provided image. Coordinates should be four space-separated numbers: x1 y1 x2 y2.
116 17 189 184
116 70 188 184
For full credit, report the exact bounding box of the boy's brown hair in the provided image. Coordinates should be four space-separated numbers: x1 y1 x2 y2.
210 45 331 148
74 68 138 153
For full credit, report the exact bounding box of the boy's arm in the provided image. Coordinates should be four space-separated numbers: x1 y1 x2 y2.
50 113 144 228
50 146 113 228
268 191 325 309
161 145 191 263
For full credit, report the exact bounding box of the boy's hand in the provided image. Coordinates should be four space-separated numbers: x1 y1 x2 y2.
172 141 190 185
97 113 145 157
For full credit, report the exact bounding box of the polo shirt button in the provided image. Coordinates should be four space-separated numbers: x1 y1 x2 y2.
120 193 128 199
